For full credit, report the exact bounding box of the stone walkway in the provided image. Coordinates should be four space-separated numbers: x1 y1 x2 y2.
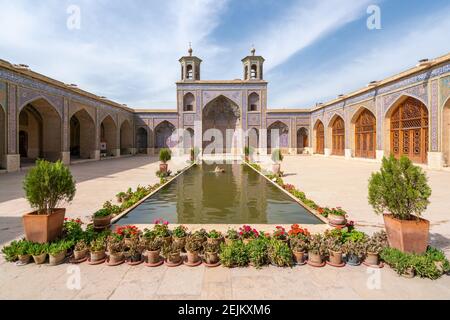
1 155 450 300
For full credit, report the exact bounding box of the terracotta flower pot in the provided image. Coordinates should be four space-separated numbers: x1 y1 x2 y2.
383 214 430 254
32 253 47 265
160 163 168 173
346 254 360 266
365 252 379 266
93 215 112 229
74 249 88 261
186 251 200 264
49 251 66 266
109 252 124 264
145 250 161 264
18 254 31 265
272 164 281 174
205 252 219 265
402 267 415 278
129 254 142 263
90 250 106 262
329 250 343 265
167 252 181 264
308 252 322 264
328 214 347 226
293 251 305 264
22 208 66 243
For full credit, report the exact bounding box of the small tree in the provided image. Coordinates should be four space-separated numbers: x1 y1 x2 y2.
271 149 283 163
23 160 76 214
159 148 172 163
368 155 431 220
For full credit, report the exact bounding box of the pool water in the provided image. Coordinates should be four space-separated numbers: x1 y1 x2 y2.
115 162 324 225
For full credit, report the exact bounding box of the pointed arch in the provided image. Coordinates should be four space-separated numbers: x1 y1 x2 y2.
351 107 376 159
313 120 325 154
120 119 133 155
70 108 96 160
296 127 308 154
183 93 195 112
100 115 118 156
267 121 289 154
328 115 345 156
155 120 176 149
136 126 149 154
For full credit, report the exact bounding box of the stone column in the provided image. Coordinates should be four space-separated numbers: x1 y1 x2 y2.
6 84 20 172
61 98 70 165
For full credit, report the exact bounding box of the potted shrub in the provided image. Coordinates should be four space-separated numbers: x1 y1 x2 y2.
203 242 220 266
159 148 172 173
325 236 344 267
364 231 388 267
73 240 88 261
247 237 269 268
368 155 432 254
116 225 140 246
126 235 144 265
1 240 21 262
239 225 259 244
307 234 327 267
272 226 288 244
48 240 72 266
22 160 76 243
184 236 203 266
267 238 293 267
16 240 32 265
207 229 224 246
89 237 106 263
162 242 183 266
325 207 348 226
172 225 188 250
225 228 239 245
93 209 112 229
107 235 125 265
29 242 48 265
143 236 163 266
153 219 171 246
219 240 249 268
342 235 367 266
271 149 283 175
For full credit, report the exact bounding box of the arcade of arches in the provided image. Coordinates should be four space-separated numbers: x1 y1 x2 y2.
100 116 118 157
120 120 133 155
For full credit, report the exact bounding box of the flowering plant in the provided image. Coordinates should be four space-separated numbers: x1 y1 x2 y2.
272 226 288 241
63 218 84 241
288 224 310 240
283 184 296 192
239 225 258 239
172 225 187 238
116 225 140 239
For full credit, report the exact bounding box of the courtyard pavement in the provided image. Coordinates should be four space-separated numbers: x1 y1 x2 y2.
0 155 449 300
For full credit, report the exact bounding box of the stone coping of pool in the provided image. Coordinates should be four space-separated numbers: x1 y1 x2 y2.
123 224 330 234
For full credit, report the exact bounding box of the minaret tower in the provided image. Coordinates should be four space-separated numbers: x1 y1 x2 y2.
242 46 265 81
179 43 202 81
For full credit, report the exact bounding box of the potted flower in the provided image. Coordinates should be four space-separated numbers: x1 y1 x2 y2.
342 235 367 266
325 236 344 266
225 228 239 245
172 225 188 250
289 225 310 264
116 225 140 246
207 229 224 246
368 156 432 254
203 242 220 266
153 219 171 246
89 237 106 263
48 240 72 266
271 149 283 175
219 240 249 268
306 234 327 266
159 148 172 173
126 235 144 265
107 234 125 265
16 240 32 265
326 207 348 226
184 236 203 266
364 231 388 267
267 238 293 267
239 225 259 244
143 237 163 266
29 242 48 265
162 242 183 266
22 160 76 243
272 226 288 243
93 209 112 229
73 240 88 261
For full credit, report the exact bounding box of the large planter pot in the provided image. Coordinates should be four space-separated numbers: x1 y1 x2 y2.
292 251 305 265
90 250 106 262
365 252 379 266
32 253 47 265
145 250 161 264
73 249 88 261
93 215 112 229
49 250 66 266
186 251 200 264
22 208 66 244
308 252 323 265
329 250 343 265
205 252 219 265
328 214 347 226
383 214 429 254
272 164 281 174
159 163 168 173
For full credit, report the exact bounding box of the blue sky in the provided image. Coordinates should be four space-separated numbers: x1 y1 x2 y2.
0 0 449 109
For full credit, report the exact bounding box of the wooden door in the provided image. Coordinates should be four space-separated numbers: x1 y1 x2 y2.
316 122 324 154
332 117 345 156
355 109 376 158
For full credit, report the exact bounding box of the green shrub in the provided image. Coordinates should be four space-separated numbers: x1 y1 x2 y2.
219 241 249 267
368 156 431 220
247 238 269 268
94 208 111 218
23 160 76 214
1 240 21 262
271 149 283 163
159 148 172 163
268 239 293 267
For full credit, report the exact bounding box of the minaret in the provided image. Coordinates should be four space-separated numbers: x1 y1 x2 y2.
179 43 202 81
241 46 265 81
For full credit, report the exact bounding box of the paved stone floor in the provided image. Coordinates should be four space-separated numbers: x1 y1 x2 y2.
1 155 449 300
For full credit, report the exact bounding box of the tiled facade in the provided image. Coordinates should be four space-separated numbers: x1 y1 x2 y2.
0 51 449 172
